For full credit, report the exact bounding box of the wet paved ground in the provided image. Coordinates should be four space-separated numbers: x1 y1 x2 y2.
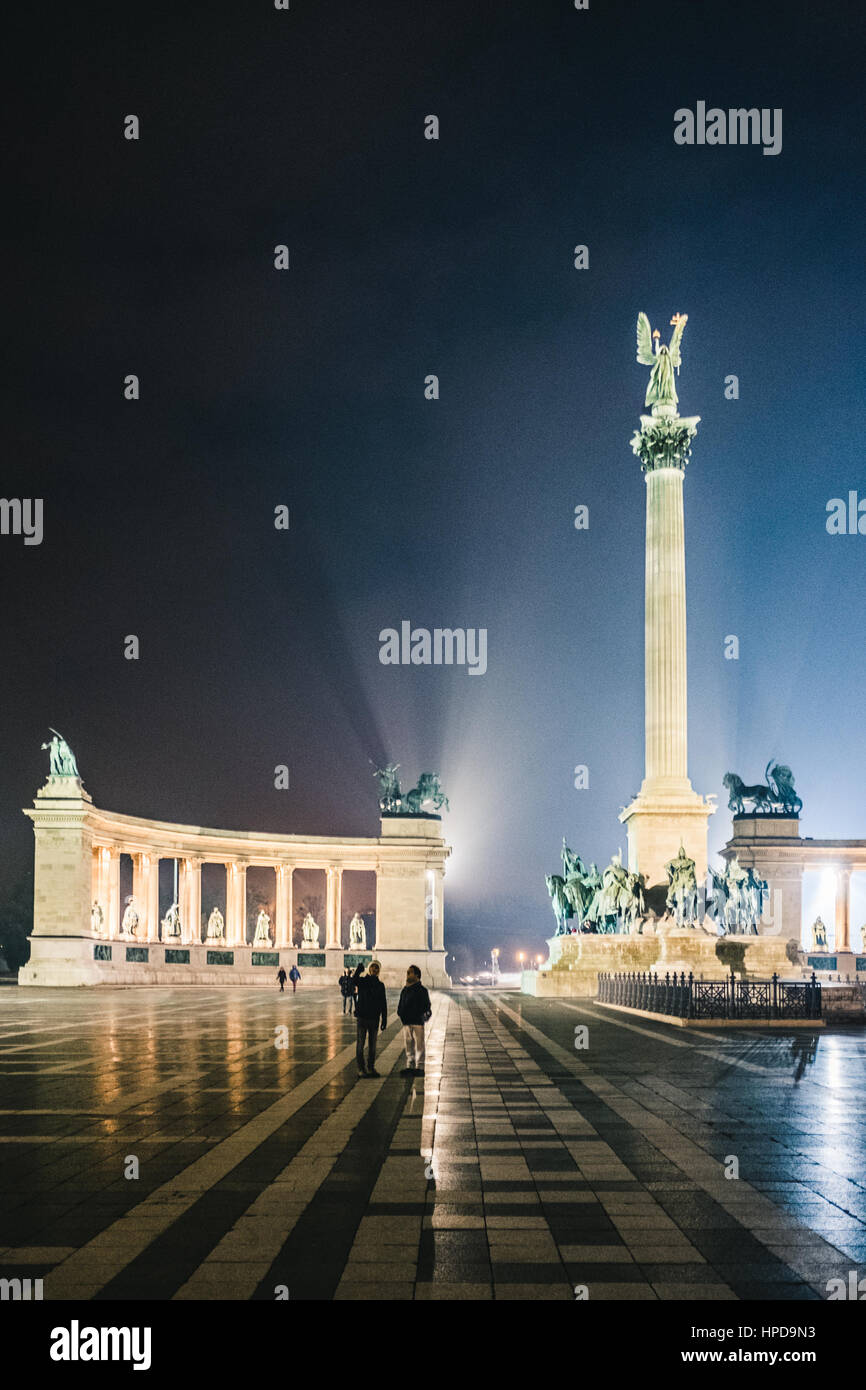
1 984 865 1301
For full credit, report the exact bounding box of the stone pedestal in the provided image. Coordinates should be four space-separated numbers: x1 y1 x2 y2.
655 925 802 980
523 931 660 998
28 778 94 943
18 937 452 989
723 816 804 942
620 787 715 889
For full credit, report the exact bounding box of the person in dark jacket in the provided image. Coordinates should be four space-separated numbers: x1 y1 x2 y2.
340 968 355 1015
397 965 431 1076
351 960 387 1077
277 966 287 993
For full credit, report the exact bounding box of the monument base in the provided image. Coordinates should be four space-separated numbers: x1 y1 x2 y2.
19 936 451 990
656 926 802 980
522 931 660 998
520 926 805 998
619 782 715 888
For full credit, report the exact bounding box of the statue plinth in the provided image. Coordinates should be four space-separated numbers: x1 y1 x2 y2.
36 776 91 804
525 931 660 998
620 787 715 889
656 926 801 981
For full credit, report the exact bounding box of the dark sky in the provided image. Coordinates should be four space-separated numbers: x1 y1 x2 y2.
4 0 866 965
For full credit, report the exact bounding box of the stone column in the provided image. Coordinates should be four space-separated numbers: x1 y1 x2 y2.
326 867 343 950
275 865 293 947
92 846 111 931
835 868 852 953
107 848 121 939
430 867 445 952
226 862 247 946
132 852 160 942
619 407 714 888
91 848 100 916
644 468 689 787
179 858 202 944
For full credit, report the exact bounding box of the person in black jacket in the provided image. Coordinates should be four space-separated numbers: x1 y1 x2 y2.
397 965 431 1077
351 960 387 1077
339 968 355 1015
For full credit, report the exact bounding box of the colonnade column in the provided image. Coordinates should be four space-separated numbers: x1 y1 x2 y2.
91 849 100 919
275 865 293 948
179 858 202 945
430 867 445 952
131 852 159 941
835 868 852 953
226 862 248 946
92 847 111 931
326 867 343 950
106 848 121 939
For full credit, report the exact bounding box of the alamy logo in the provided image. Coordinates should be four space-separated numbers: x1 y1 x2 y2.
50 1320 152 1371
674 103 782 156
826 492 866 534
0 1276 42 1300
0 498 43 545
379 621 487 675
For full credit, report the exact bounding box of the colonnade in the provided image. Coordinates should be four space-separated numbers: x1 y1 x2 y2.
24 775 450 987
724 818 866 959
89 848 427 949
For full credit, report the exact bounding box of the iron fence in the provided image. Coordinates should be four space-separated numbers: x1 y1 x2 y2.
597 970 821 1021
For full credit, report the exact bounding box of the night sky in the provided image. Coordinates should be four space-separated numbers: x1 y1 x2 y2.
4 0 866 967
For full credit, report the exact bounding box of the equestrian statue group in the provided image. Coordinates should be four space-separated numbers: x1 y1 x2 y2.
546 841 767 938
546 763 801 938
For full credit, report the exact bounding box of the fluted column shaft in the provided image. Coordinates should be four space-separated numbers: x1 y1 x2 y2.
326 867 343 949
180 858 201 944
133 852 160 942
226 863 247 946
275 866 293 947
835 869 852 953
106 848 121 939
644 467 689 787
431 868 444 952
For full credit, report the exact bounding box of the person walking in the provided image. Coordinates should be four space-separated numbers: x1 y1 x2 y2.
397 965 432 1077
277 966 287 993
340 968 355 1015
288 964 301 994
351 960 387 1078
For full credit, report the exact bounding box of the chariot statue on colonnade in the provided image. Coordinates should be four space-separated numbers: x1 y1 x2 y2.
723 761 802 817
372 762 450 816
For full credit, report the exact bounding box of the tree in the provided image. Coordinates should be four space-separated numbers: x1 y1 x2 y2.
0 867 34 971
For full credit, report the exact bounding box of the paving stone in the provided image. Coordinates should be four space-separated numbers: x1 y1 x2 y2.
3 987 864 1301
